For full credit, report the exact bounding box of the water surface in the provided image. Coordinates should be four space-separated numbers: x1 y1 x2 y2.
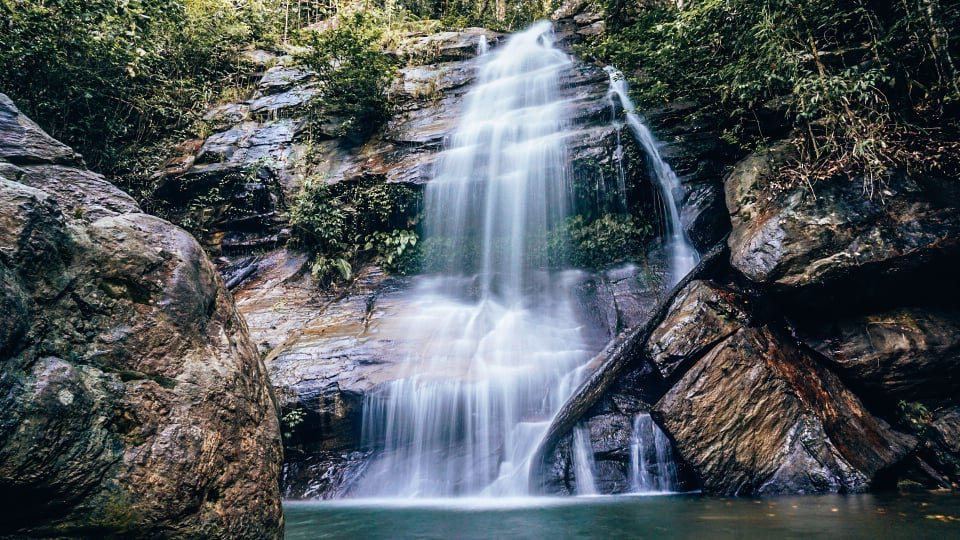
285 492 960 539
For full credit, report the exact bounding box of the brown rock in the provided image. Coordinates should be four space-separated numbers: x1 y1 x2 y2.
655 325 916 495
645 280 750 379
725 142 960 289
0 94 283 538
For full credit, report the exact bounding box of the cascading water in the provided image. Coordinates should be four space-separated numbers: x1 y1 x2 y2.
629 413 679 493
572 424 598 495
354 21 599 498
605 67 700 285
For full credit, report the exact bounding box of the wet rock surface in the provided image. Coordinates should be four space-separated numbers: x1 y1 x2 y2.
0 95 283 537
798 306 960 406
652 283 916 495
645 280 751 380
725 143 960 291
642 103 744 252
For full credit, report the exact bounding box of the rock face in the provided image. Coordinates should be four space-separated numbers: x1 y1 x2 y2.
537 129 959 496
726 143 960 291
652 282 915 495
0 94 283 537
799 307 960 406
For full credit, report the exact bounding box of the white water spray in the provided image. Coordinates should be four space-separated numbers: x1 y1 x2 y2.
605 67 699 285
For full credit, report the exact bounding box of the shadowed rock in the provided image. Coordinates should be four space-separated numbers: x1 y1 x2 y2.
798 307 960 406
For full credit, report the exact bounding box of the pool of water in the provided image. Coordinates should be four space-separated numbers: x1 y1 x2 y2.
284 492 960 539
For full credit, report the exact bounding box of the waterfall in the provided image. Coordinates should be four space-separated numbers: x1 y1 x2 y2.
477 34 489 55
572 423 598 495
605 67 699 285
629 413 679 493
354 21 597 498
606 89 629 213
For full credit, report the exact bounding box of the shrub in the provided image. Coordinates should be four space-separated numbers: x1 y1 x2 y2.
297 10 397 143
289 177 421 285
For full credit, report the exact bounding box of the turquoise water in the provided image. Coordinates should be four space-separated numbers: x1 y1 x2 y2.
284 492 960 539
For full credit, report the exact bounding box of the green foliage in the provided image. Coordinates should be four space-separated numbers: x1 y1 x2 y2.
548 213 653 269
289 177 421 285
0 0 284 183
297 11 397 143
580 0 960 192
392 0 552 31
897 400 934 433
366 229 419 271
280 408 307 441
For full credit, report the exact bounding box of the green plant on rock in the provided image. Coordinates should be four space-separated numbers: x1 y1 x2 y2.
280 408 307 441
366 229 419 272
289 176 421 286
548 213 653 270
897 400 934 433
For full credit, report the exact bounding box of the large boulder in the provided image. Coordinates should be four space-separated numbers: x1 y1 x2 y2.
0 95 283 537
725 143 960 291
652 282 916 496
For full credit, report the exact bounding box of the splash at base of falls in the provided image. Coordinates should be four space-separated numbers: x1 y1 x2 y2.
353 274 601 497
